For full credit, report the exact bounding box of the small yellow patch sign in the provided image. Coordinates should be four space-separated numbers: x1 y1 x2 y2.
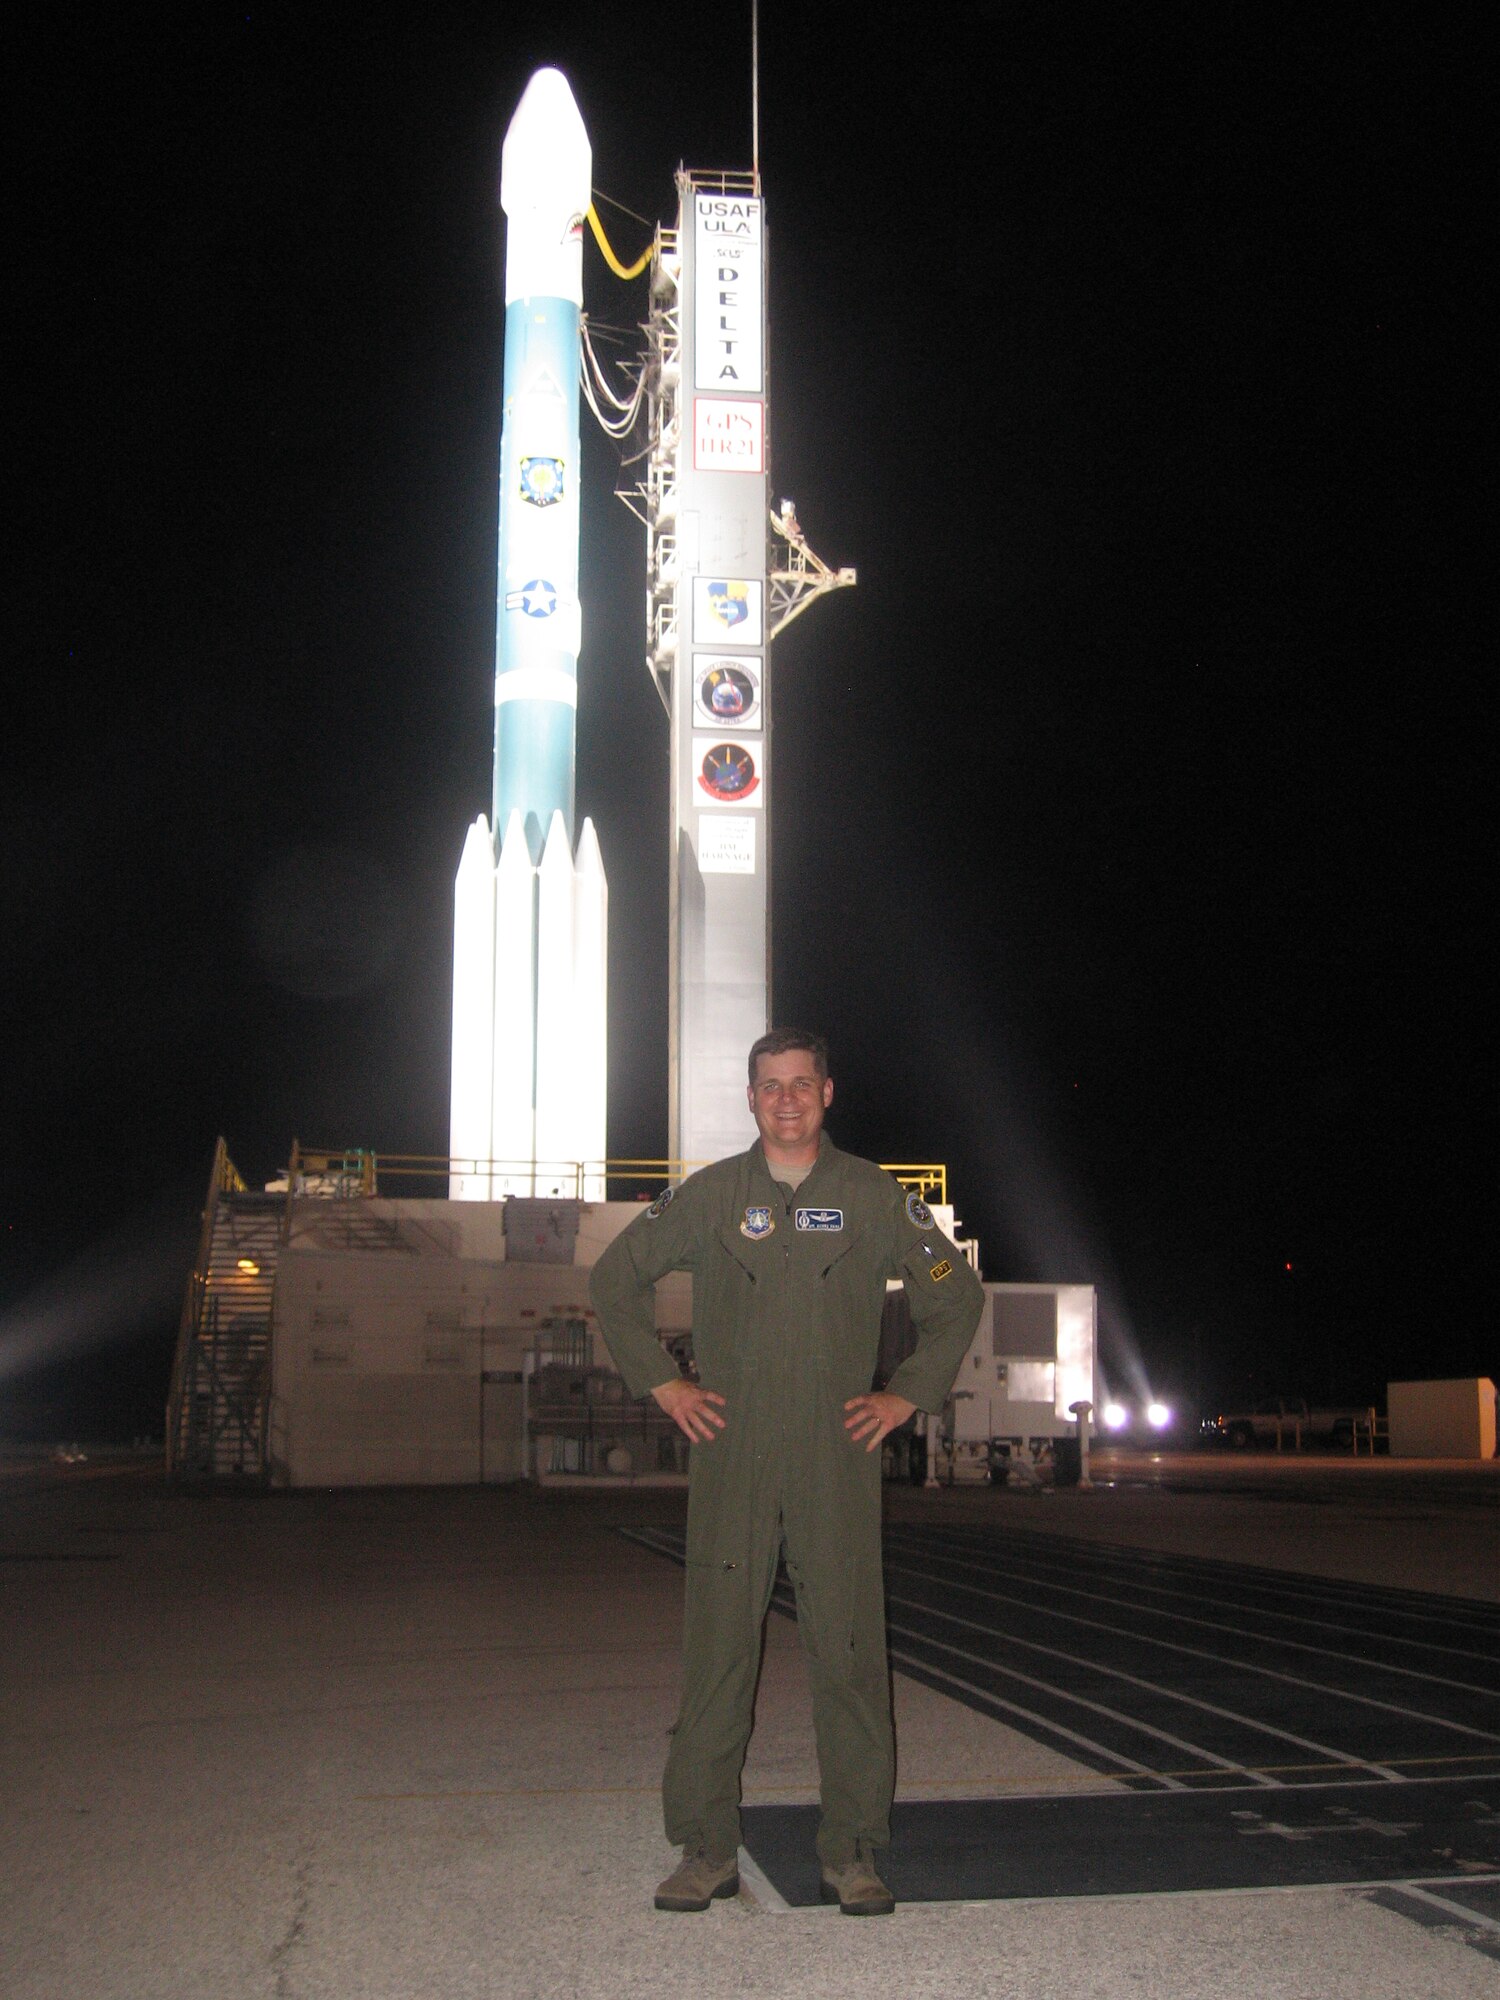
930 1259 953 1282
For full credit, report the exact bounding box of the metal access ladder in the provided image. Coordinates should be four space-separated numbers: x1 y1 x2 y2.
167 1142 286 1484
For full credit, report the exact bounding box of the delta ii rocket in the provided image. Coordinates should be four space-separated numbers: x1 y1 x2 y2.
449 69 606 1200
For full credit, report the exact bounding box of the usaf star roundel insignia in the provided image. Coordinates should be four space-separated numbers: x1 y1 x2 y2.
741 1205 774 1239
505 578 558 618
905 1191 935 1232
646 1186 674 1220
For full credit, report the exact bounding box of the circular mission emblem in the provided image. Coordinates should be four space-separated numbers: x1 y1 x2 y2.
698 664 757 723
698 742 759 802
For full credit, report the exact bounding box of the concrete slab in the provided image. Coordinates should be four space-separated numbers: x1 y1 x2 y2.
2 1462 1497 1998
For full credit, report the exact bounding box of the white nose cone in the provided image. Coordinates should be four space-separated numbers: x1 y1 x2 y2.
500 68 592 306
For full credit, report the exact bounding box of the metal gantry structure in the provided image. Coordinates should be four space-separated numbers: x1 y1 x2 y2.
622 178 855 710
612 168 854 1167
168 1142 285 1485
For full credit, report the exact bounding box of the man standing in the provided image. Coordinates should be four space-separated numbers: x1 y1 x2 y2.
589 1029 984 1916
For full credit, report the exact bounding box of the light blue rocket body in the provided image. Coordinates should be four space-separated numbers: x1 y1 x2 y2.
493 291 581 860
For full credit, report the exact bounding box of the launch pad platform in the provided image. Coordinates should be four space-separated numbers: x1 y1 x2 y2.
166 1142 955 1491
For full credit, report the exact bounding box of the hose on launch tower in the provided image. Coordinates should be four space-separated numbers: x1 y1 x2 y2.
578 200 651 441
580 319 647 439
585 202 653 280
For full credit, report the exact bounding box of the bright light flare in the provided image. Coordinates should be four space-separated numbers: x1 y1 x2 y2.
1146 1401 1172 1429
0 1192 198 1387
1102 1402 1128 1430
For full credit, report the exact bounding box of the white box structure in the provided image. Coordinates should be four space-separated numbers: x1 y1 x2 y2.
948 1284 1100 1445
1387 1378 1498 1459
267 1200 690 1487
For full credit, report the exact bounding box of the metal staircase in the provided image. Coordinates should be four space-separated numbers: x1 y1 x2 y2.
168 1142 287 1484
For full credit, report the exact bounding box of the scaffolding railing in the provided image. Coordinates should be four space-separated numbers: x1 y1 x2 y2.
166 1138 246 1476
167 1141 284 1485
282 1145 947 1206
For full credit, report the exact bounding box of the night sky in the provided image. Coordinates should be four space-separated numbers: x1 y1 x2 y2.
7 3 1485 1435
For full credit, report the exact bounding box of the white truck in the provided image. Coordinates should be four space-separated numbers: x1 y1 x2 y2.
1205 1397 1378 1451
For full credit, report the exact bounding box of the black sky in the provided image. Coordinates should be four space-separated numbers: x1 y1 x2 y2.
7 2 1486 1430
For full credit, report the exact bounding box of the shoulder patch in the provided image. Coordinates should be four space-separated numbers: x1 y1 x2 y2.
930 1258 954 1282
905 1191 935 1232
646 1186 674 1219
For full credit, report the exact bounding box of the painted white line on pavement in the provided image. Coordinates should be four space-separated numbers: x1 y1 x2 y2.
736 1847 792 1913
887 1621 1269 1789
1385 1880 1500 1935
886 1534 1500 1691
887 1566 1492 1762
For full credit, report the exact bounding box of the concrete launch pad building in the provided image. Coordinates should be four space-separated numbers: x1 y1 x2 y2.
166 1145 982 1490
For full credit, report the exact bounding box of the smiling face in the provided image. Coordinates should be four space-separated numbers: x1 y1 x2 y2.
748 1047 833 1167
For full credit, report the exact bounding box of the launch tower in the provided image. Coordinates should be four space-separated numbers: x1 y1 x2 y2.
628 173 853 1166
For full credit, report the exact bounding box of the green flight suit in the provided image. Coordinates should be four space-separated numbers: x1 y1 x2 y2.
589 1134 984 1866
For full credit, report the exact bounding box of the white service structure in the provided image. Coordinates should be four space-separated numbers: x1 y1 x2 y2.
943 1284 1100 1473
633 173 853 1168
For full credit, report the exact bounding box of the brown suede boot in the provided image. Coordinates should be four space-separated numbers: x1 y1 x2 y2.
653 1847 740 1911
819 1846 895 1916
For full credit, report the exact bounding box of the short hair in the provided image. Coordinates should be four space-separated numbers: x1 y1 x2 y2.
748 1027 829 1086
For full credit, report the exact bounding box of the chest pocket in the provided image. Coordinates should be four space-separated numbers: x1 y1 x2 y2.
817 1221 868 1278
714 1229 761 1283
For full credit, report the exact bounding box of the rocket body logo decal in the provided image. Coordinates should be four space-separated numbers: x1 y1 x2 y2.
519 456 565 507
705 581 751 630
741 1206 774 1239
698 743 759 802
505 579 559 617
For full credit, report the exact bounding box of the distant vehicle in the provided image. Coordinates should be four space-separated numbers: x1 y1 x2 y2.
1203 1398 1377 1450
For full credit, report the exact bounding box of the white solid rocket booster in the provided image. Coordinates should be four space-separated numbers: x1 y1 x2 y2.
449 68 607 1200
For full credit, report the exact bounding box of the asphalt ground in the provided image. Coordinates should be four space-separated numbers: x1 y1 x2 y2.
626 1514 1500 1920
2 1451 1498 1998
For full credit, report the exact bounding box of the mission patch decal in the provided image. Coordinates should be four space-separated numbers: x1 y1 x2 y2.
519 455 565 507
646 1187 674 1219
741 1205 774 1239
905 1192 935 1232
697 741 760 802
